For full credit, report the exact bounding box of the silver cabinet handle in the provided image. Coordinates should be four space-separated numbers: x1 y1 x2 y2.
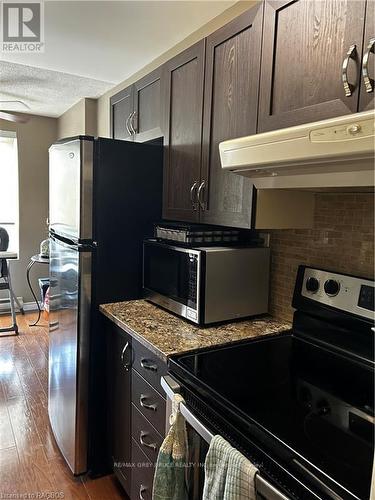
140 394 157 411
120 341 131 371
139 431 157 451
362 37 375 93
129 111 137 135
190 181 198 211
131 111 138 134
125 114 132 136
342 44 357 97
140 358 157 372
197 180 206 210
139 485 147 500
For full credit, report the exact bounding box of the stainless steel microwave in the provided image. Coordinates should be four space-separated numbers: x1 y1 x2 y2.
143 239 270 325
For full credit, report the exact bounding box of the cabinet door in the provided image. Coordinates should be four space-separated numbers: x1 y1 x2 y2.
258 0 366 132
133 67 164 142
107 324 132 495
359 0 375 111
162 41 205 222
110 85 134 140
200 6 262 228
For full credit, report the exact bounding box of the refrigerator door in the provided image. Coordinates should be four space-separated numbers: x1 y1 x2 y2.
49 234 92 474
49 138 94 241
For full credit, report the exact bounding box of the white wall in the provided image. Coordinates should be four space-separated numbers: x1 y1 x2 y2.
97 1 256 137
0 114 58 303
57 98 97 139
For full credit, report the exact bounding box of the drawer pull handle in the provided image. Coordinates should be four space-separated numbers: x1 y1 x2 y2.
140 431 157 451
342 44 357 97
140 394 157 411
140 359 158 372
139 485 147 500
120 342 131 371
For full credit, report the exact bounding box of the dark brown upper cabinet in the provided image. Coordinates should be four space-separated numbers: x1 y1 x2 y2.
162 40 205 222
359 0 374 111
133 68 164 141
111 85 134 141
200 5 263 228
111 69 164 143
257 0 367 132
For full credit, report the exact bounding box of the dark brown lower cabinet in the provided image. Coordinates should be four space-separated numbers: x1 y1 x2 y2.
106 319 167 499
131 438 155 500
107 322 132 496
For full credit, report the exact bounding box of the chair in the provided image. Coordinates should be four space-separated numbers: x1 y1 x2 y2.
0 227 23 336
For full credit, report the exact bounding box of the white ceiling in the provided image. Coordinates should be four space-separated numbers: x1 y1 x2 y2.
0 61 113 117
0 1 234 117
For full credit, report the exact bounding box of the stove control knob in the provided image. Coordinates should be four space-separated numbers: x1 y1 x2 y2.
306 277 319 293
324 279 340 297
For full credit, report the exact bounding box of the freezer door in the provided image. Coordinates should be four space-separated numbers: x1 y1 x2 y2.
49 138 93 241
49 235 92 474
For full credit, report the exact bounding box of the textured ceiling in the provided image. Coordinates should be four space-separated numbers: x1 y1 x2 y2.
0 1 234 117
0 61 113 117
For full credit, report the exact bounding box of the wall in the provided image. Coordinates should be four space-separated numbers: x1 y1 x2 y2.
270 193 374 322
97 1 256 137
57 98 97 139
0 114 58 303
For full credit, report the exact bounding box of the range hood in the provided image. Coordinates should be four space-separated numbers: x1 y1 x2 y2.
220 111 375 189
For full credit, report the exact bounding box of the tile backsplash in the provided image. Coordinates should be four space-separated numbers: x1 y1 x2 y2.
270 193 374 322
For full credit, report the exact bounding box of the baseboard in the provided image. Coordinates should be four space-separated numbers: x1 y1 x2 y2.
0 298 41 314
24 301 42 312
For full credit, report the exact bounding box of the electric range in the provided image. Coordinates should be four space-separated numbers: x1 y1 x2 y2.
169 265 374 500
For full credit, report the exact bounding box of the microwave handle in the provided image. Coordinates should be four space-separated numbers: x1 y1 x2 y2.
161 376 291 500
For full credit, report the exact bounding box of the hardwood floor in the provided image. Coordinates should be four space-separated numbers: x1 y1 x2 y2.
0 313 127 500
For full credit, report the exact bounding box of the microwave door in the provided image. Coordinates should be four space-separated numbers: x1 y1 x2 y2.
49 138 93 241
143 243 200 323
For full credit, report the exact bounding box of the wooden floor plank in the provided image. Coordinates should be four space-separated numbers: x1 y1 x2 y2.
0 381 16 450
82 474 127 500
0 313 126 499
0 446 30 495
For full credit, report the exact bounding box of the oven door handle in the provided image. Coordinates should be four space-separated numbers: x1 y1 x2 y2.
161 375 290 500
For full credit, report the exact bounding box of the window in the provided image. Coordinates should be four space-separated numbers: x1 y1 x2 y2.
0 132 19 253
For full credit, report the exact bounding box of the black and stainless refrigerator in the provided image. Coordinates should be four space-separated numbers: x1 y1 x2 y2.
48 136 163 476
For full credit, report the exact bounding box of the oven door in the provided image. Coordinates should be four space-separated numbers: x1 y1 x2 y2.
161 376 291 500
143 241 201 323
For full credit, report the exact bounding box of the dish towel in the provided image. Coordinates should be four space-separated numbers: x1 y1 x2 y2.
203 435 258 500
152 394 188 500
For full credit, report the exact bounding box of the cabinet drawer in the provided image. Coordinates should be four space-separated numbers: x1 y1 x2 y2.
132 369 166 436
132 404 163 462
114 468 131 497
131 437 155 500
132 338 167 391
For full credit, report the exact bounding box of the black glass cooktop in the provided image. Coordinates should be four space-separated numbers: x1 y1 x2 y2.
170 333 374 500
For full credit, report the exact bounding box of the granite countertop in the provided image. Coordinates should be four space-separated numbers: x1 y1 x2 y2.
100 300 291 362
